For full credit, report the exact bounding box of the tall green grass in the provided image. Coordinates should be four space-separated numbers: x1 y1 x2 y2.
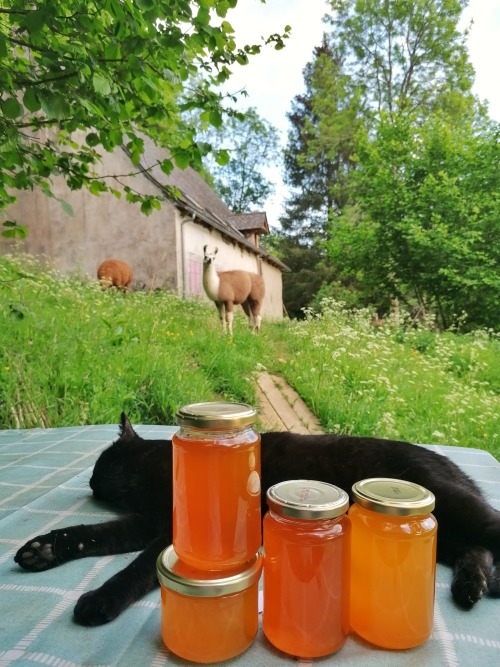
1 254 499 459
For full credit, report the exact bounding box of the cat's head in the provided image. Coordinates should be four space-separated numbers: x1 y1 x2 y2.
89 412 143 502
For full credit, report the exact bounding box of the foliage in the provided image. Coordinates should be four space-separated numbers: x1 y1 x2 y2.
325 0 475 118
279 237 330 319
282 0 476 243
1 254 499 460
277 41 361 316
280 0 498 329
260 232 335 319
198 106 281 212
281 40 360 241
327 111 500 330
0 0 290 235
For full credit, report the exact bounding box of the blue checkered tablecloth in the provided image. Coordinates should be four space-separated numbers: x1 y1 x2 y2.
1 424 499 666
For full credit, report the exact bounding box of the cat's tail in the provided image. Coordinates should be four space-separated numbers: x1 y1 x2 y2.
473 510 500 599
482 512 500 561
488 564 500 597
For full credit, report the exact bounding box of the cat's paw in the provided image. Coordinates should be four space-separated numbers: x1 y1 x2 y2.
15 535 58 571
73 588 127 626
15 529 85 571
451 571 488 609
451 547 493 609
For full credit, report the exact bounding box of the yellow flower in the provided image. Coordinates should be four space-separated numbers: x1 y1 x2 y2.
4 366 9 372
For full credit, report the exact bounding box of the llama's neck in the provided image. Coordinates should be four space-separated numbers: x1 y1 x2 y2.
202 261 220 301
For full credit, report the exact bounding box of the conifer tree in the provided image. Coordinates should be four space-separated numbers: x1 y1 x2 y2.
280 39 360 242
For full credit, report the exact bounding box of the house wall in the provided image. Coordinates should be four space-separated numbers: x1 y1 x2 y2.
260 258 284 319
1 147 284 319
1 150 179 291
178 219 283 319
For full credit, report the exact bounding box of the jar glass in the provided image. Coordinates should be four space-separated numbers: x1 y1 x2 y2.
262 479 350 658
349 478 437 649
172 401 261 570
157 546 262 663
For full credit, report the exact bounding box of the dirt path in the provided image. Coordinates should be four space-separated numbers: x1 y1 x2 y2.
254 372 323 434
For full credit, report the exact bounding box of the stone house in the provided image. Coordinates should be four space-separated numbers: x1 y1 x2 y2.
1 136 288 320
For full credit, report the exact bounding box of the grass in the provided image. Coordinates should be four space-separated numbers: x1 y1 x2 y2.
1 253 499 460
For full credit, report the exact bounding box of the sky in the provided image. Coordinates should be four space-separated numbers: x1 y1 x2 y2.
220 0 500 226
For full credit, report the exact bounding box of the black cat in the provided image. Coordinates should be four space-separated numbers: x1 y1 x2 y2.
15 413 500 626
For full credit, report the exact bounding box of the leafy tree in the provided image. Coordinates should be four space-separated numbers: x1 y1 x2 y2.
278 0 498 328
0 0 289 236
325 0 475 119
319 0 499 329
199 107 281 212
328 111 500 330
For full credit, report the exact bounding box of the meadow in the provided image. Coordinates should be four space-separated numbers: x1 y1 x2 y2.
1 254 499 459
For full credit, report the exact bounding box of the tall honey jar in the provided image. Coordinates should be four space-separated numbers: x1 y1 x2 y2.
157 546 262 663
172 401 261 570
262 479 351 658
349 477 437 649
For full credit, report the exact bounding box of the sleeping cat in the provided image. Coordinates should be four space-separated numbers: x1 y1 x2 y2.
15 413 500 626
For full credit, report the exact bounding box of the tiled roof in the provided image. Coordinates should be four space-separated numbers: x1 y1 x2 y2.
228 212 269 234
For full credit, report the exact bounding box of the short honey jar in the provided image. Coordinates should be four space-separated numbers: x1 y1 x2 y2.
172 401 261 570
157 546 262 663
262 479 351 658
349 477 437 649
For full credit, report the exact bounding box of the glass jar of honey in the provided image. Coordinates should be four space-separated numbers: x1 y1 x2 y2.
349 478 437 649
157 545 262 663
172 401 261 570
262 479 350 658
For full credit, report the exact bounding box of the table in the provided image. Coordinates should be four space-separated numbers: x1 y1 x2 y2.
1 424 499 666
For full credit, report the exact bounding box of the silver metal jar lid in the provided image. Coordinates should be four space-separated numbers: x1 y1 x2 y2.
175 401 257 429
266 479 349 520
156 546 263 597
351 478 435 516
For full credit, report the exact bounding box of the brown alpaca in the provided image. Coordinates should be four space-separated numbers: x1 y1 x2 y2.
202 245 265 336
97 259 133 292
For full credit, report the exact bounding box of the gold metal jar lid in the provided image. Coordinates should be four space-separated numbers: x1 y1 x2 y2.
175 401 257 429
266 479 349 520
351 478 435 516
157 546 263 597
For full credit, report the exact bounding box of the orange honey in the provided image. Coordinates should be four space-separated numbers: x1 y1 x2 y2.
349 478 437 649
157 546 262 663
263 480 350 658
172 402 261 570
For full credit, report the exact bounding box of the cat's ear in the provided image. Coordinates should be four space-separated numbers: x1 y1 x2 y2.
119 412 138 441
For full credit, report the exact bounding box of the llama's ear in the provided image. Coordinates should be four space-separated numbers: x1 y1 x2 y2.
119 412 138 441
